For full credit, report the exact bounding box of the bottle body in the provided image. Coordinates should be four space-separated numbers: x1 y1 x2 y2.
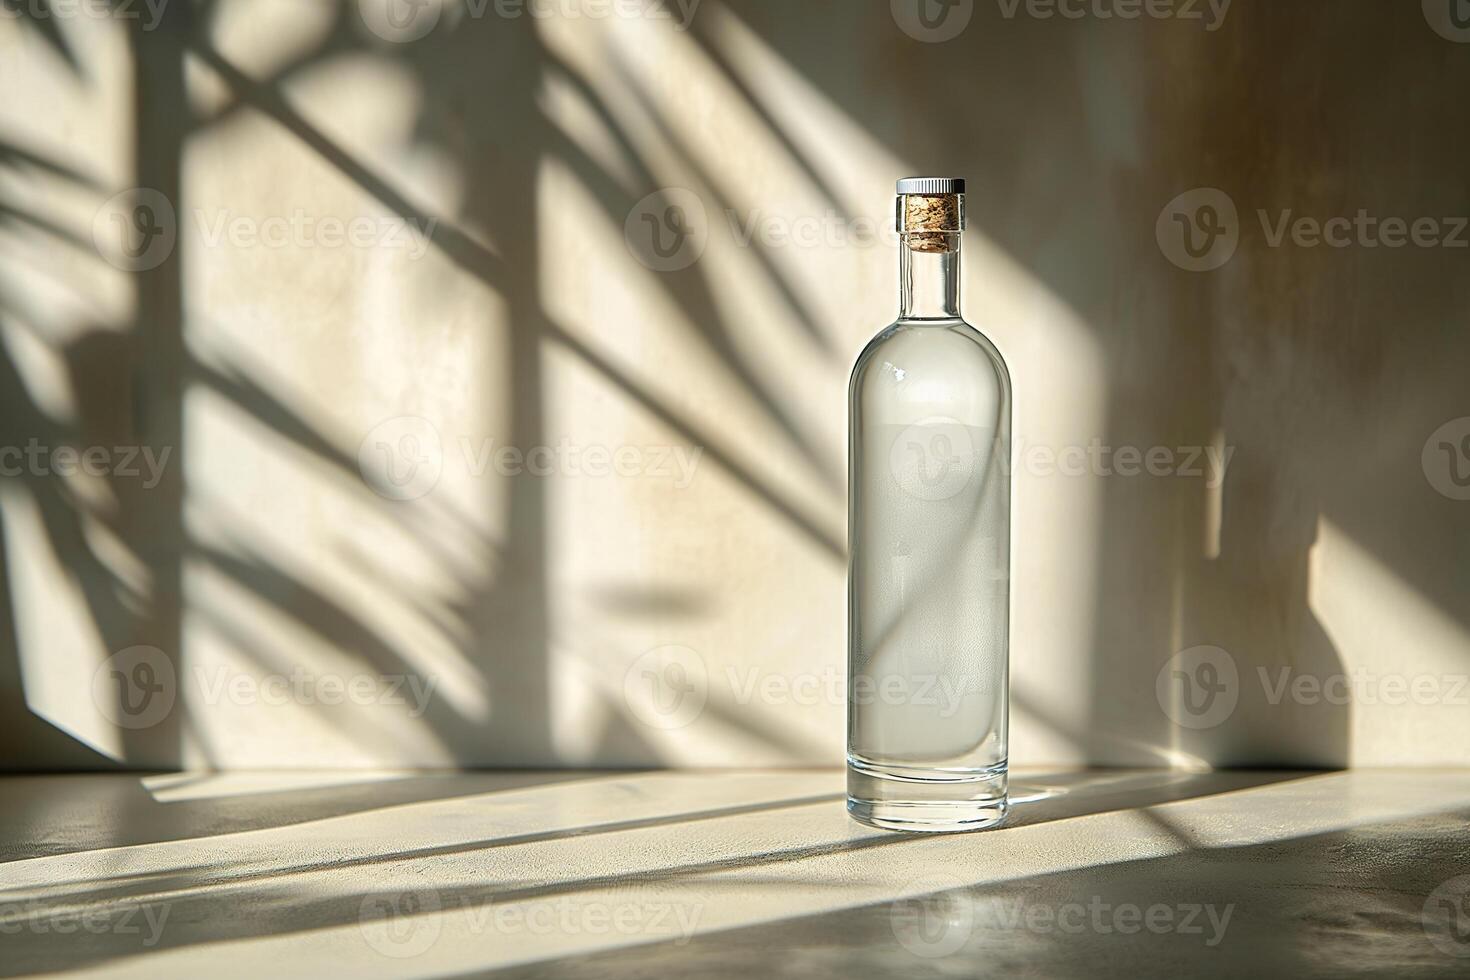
847 182 1011 831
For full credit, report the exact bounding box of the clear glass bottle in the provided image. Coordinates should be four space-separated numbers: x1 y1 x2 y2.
847 177 1012 832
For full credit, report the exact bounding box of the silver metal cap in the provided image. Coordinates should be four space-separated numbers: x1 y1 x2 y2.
896 176 965 195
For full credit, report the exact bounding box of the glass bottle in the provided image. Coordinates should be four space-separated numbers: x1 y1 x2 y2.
847 177 1012 832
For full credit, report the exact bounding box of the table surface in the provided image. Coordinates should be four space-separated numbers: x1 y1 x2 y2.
2 768 1469 978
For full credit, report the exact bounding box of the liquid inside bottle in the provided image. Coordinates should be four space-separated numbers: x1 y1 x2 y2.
847 177 1012 832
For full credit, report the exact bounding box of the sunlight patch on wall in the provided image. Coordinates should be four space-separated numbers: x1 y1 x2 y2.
1311 516 1470 766
207 0 339 81
2 482 122 760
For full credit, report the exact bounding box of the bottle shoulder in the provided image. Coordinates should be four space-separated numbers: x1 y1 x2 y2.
850 319 1012 391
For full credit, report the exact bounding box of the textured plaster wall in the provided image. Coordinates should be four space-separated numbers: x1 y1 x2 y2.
0 0 1466 769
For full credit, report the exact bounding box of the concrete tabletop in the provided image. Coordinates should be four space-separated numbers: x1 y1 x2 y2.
2 768 1469 977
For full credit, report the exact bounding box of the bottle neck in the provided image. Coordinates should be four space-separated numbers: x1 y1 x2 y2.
899 235 960 320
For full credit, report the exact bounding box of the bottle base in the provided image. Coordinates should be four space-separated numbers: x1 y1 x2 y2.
847 758 1008 833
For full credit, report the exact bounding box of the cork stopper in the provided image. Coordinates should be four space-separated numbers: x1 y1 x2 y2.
900 194 962 253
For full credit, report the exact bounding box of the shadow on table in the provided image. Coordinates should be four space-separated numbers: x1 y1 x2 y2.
494 796 1470 980
0 768 1334 976
0 770 615 863
1003 768 1314 829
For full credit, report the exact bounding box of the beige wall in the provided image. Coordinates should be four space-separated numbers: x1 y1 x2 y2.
0 0 1466 769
